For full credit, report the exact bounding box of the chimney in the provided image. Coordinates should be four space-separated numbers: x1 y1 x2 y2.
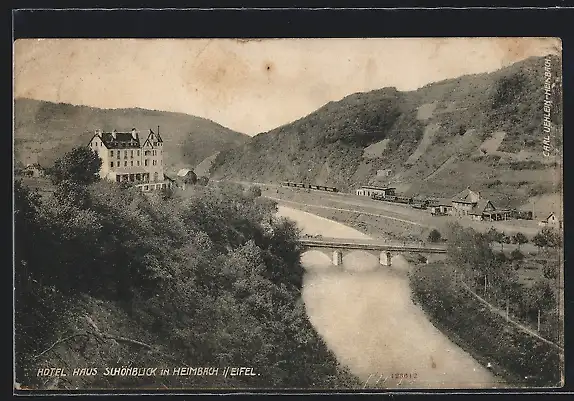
112 129 117 140
131 127 138 140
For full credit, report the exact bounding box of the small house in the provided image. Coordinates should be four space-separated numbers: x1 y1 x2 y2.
356 186 396 197
539 212 562 228
451 187 481 216
376 169 392 178
175 168 198 190
428 198 453 216
22 163 45 178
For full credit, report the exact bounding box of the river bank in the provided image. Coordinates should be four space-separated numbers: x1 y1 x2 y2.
410 263 562 387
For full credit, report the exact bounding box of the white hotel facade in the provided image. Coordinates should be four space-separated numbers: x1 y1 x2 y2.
88 127 173 191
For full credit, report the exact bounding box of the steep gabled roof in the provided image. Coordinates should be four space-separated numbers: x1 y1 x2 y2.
452 187 480 204
474 199 495 214
146 128 163 143
177 168 193 177
91 131 141 149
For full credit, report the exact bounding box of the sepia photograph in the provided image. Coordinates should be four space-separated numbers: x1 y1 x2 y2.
13 37 564 391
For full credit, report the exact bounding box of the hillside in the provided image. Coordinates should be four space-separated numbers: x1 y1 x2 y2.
15 179 359 390
209 55 563 211
14 98 249 171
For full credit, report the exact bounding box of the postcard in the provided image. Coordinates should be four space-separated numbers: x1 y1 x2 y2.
13 36 564 392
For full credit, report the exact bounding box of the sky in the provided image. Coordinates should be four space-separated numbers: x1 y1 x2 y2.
14 38 561 136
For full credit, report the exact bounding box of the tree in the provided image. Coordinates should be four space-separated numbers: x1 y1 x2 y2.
485 227 501 243
197 176 210 186
543 264 559 280
510 248 524 261
47 146 102 185
532 231 548 250
428 228 442 243
246 185 262 199
543 228 562 248
512 232 528 250
501 233 511 252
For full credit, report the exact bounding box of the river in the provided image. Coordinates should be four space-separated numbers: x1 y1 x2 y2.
276 205 503 389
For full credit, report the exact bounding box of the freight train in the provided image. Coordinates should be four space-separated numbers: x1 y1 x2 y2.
371 193 414 205
281 182 339 192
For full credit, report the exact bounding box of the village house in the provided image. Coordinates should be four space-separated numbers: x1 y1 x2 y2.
450 187 510 221
469 199 497 221
175 168 198 190
376 169 392 178
21 163 45 178
88 127 173 192
539 212 562 229
356 186 396 197
451 187 481 217
428 198 453 216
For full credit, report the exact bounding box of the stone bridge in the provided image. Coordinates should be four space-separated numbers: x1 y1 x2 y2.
299 237 447 267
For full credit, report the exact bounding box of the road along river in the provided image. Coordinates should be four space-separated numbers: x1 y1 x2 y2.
276 205 504 389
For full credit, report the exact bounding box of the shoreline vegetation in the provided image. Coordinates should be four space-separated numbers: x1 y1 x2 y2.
272 199 563 388
14 172 360 390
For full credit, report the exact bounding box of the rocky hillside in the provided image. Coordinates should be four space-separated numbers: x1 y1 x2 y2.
209 55 563 209
14 98 249 171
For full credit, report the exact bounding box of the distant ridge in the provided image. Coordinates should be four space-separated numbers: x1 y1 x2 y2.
14 98 250 170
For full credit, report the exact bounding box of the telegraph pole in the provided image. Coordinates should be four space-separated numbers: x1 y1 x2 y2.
537 309 541 332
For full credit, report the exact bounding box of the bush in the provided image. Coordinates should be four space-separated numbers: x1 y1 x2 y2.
196 176 210 186
428 228 442 243
510 249 524 261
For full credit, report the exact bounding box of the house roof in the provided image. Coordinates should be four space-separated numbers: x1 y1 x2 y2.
177 168 196 177
359 186 395 191
452 188 480 204
93 130 141 149
474 199 495 214
427 198 452 206
546 212 557 220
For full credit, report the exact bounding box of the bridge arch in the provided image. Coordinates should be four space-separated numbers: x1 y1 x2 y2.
300 249 334 270
341 250 380 272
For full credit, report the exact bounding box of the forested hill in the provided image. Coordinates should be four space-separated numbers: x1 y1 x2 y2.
209 55 563 207
14 98 249 170
15 177 359 390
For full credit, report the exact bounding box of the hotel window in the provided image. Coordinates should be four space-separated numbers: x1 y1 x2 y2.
137 150 140 156
124 161 127 167
110 150 114 157
137 161 140 166
145 159 148 166
110 161 114 167
117 152 120 159
131 161 133 166
153 160 157 166
130 150 134 158
124 151 127 159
